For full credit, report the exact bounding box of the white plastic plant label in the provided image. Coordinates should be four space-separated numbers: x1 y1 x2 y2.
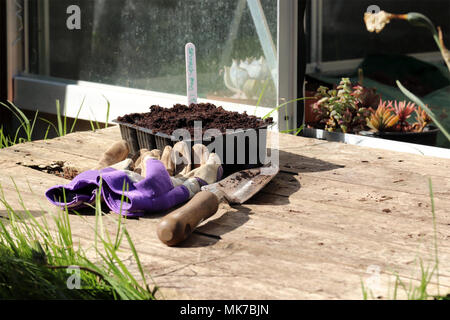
185 43 198 105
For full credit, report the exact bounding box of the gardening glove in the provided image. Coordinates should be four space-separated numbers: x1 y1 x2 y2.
90 143 192 217
46 141 222 217
47 140 130 210
138 141 192 177
135 148 162 176
133 148 149 174
170 143 223 199
92 140 130 170
99 157 191 217
46 170 100 210
169 141 192 176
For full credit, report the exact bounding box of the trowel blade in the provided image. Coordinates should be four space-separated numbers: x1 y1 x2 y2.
202 165 279 204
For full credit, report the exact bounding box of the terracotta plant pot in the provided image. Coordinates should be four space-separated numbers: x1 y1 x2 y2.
304 90 319 125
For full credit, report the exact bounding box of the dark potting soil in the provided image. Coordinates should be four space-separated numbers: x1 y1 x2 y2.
117 103 273 135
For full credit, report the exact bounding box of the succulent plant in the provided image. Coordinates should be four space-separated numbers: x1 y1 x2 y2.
312 78 373 133
351 85 381 109
223 57 271 99
367 99 433 133
412 106 433 132
393 100 416 131
366 100 399 132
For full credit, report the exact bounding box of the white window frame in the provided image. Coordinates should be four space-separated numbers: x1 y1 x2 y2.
7 0 299 132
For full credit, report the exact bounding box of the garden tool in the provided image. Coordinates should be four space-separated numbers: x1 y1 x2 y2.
157 164 279 246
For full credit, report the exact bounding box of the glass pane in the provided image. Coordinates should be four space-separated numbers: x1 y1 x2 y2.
27 0 278 107
320 0 450 62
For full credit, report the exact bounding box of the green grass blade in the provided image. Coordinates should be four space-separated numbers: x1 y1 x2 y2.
263 97 313 121
0 101 34 141
13 122 26 145
64 103 67 136
102 95 111 129
429 178 440 297
123 227 148 290
43 125 51 140
70 96 86 133
29 111 39 142
89 120 96 132
39 117 60 137
0 101 29 128
55 100 64 137
253 79 270 116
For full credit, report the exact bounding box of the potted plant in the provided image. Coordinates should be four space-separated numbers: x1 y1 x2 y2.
362 99 440 146
304 89 319 125
309 78 380 133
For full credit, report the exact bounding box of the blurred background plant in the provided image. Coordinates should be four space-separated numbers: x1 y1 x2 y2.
364 11 450 72
366 99 434 133
311 78 378 133
366 101 399 132
0 99 110 150
223 56 271 100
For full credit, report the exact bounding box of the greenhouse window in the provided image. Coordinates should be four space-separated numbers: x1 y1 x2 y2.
7 0 300 132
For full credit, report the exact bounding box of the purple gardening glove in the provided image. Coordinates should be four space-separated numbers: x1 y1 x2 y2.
45 142 223 218
45 170 100 210
45 159 191 218
100 158 191 217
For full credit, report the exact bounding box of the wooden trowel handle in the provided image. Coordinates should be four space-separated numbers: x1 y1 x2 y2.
157 191 220 246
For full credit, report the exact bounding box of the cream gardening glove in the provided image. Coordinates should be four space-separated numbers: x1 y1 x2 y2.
160 142 223 198
93 140 130 170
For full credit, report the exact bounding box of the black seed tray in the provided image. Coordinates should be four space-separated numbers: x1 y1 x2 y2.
113 119 269 175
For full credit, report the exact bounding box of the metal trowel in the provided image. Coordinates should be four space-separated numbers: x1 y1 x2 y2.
157 165 279 246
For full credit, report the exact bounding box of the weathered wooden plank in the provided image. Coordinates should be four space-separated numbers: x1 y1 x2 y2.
0 144 99 172
5 166 440 266
31 137 115 161
278 150 450 199
0 128 123 171
1 127 450 300
284 141 450 178
2 171 447 300
263 173 450 224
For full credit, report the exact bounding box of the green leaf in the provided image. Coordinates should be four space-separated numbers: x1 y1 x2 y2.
396 80 450 142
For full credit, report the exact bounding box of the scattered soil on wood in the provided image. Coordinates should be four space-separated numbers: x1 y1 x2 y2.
17 161 80 180
117 103 273 135
216 167 273 198
220 168 260 186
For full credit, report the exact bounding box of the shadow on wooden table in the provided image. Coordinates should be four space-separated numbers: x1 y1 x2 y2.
181 206 253 248
277 149 345 174
178 149 344 247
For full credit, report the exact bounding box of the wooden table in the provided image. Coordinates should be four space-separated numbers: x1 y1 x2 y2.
0 126 449 299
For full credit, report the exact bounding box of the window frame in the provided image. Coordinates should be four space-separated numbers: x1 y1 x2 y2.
7 0 300 132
